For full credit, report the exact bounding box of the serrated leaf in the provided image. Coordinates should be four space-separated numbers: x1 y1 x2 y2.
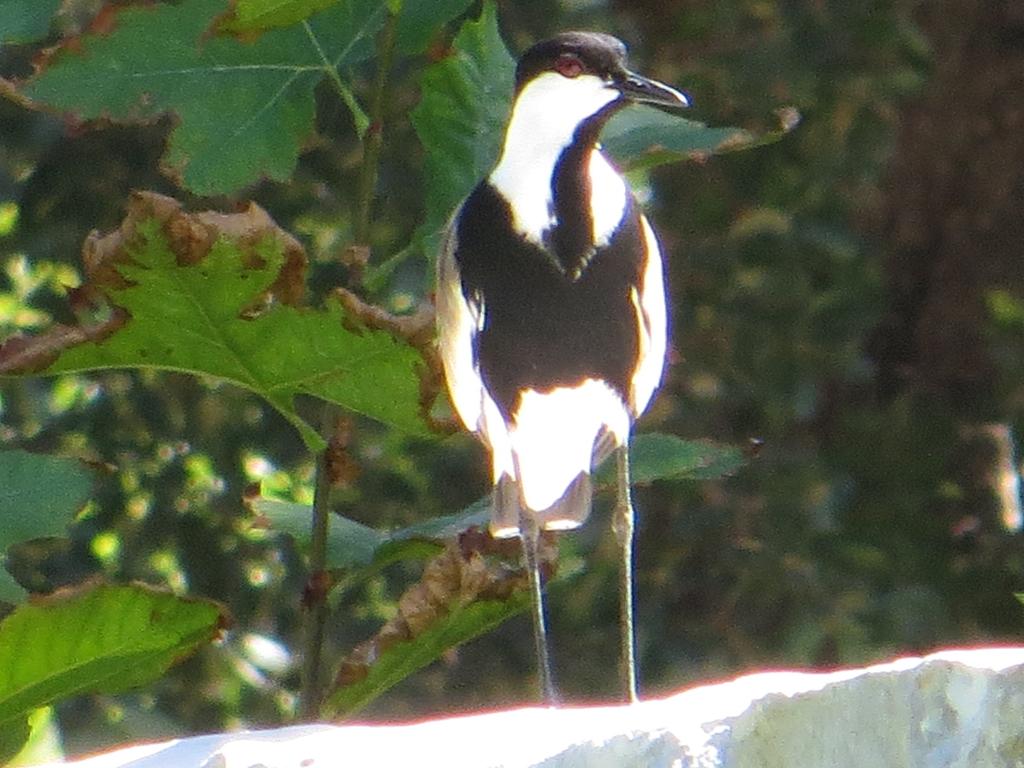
217 0 340 32
251 495 489 570
24 0 385 194
55 227 426 446
0 451 94 604
327 593 528 716
409 1 514 252
395 0 475 54
0 0 61 44
0 194 430 448
0 583 226 737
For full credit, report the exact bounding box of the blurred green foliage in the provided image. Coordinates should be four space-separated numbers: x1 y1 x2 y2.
1 0 1022 759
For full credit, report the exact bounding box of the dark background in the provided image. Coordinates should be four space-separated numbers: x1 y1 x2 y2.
1 0 1022 753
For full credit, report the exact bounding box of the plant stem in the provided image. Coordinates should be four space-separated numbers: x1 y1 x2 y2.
354 10 399 246
299 406 340 719
298 12 399 721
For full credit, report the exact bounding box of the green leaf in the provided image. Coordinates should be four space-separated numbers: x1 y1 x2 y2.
386 498 491 541
409 1 515 251
254 498 385 569
0 571 25 606
219 0 475 62
0 715 30 765
0 451 93 547
0 451 93 604
0 0 61 44
624 433 746 484
24 0 386 194
603 105 798 171
0 583 226 742
325 593 529 716
217 0 341 32
35 215 427 448
395 0 475 54
252 496 489 570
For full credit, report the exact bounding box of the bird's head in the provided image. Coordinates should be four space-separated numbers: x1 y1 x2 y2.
510 31 690 138
489 32 689 249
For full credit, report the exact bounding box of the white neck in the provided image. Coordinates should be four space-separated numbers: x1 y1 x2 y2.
489 72 627 249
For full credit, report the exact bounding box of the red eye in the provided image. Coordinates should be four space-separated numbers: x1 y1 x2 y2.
554 53 584 79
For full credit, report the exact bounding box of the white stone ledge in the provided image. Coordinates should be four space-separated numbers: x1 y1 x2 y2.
37 646 1024 768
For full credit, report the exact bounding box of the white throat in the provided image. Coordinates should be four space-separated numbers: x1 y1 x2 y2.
489 72 628 249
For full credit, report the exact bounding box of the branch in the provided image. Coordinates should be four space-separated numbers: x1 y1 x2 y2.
299 8 405 720
353 10 400 251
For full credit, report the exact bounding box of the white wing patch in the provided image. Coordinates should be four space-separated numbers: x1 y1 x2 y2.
630 214 668 416
435 215 484 432
436 213 514 486
588 149 628 247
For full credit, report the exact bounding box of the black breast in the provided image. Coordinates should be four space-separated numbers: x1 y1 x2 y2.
455 181 644 421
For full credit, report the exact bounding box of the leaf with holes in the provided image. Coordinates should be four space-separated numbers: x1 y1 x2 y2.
0 193 430 449
23 0 385 194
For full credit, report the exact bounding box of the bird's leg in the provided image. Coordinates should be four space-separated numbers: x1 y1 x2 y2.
611 444 639 703
518 505 558 705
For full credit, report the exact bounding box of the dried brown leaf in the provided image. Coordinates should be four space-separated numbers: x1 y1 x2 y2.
334 529 551 687
83 191 307 303
0 311 128 375
0 191 306 376
332 286 456 435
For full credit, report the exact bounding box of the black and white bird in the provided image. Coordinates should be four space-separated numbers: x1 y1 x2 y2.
436 31 689 703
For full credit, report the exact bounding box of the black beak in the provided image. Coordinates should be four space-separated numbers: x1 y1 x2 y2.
618 71 691 110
